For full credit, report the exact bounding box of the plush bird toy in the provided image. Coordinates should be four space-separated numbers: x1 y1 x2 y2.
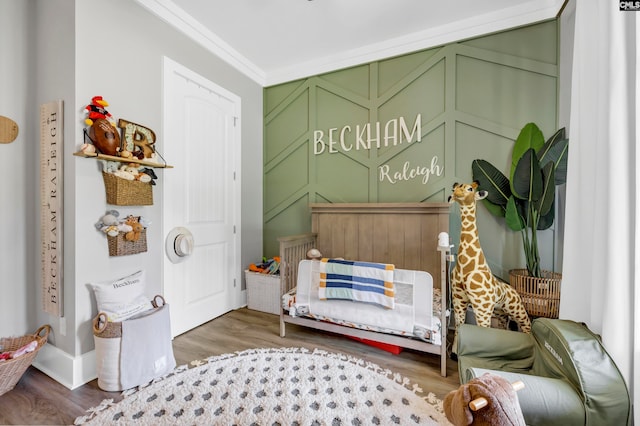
84 96 115 127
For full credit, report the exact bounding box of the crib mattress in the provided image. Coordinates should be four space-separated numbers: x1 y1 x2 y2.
282 260 444 345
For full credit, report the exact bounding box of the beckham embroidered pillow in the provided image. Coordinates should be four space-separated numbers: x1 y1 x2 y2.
90 270 153 322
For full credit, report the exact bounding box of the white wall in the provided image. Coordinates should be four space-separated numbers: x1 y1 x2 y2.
0 0 263 388
0 0 38 339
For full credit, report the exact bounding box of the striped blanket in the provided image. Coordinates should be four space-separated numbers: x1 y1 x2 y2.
318 258 395 309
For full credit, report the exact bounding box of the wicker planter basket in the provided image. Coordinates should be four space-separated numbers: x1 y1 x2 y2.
0 325 51 396
102 172 153 206
107 229 147 256
245 270 281 315
510 269 562 319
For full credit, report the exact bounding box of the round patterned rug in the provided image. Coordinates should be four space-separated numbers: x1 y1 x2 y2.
75 347 451 425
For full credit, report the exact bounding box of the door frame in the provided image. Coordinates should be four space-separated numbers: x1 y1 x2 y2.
161 56 242 324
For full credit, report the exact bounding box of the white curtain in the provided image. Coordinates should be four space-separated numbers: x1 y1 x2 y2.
560 0 638 420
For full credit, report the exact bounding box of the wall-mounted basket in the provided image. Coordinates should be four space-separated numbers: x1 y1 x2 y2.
102 172 153 206
107 229 148 257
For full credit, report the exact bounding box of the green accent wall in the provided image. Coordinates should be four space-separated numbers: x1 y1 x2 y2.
264 20 559 278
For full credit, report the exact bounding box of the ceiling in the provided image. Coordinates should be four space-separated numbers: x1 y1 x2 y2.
136 0 565 86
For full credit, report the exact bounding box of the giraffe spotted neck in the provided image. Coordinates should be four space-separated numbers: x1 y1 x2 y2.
449 182 489 269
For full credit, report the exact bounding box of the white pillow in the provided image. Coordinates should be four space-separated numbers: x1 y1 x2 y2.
91 270 153 322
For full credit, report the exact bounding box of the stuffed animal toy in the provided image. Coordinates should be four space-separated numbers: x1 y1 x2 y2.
84 96 115 127
124 216 144 242
444 373 525 426
448 182 531 353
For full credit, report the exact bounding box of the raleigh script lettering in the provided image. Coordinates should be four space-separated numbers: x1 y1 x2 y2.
379 156 443 185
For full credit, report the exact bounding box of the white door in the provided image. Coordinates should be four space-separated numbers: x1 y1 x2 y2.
162 57 241 337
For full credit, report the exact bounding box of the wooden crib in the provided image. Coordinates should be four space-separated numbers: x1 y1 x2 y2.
278 202 451 376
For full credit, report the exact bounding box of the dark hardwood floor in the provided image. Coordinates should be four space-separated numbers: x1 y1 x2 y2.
0 308 460 425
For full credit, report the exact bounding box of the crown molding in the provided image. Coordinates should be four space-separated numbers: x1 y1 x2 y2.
265 0 565 86
134 0 267 85
136 0 564 87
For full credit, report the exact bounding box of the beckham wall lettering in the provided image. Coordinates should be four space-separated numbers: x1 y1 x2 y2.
312 113 443 184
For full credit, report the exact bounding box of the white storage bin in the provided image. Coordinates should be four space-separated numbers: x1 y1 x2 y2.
245 270 281 314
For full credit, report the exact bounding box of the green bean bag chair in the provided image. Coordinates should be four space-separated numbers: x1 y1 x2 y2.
457 318 630 426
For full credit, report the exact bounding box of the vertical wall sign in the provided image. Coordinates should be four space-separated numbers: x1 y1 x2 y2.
40 100 63 317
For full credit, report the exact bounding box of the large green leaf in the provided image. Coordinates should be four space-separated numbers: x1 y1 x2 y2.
481 199 507 217
472 159 511 207
511 123 544 179
537 201 555 230
512 148 543 202
536 162 555 217
538 128 569 185
505 196 524 231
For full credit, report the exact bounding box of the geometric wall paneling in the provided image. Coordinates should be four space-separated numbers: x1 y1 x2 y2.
316 151 370 203
263 20 559 267
454 45 558 133
461 20 558 65
263 193 312 260
264 87 309 164
454 122 514 179
264 79 306 114
319 64 370 99
377 60 446 140
264 141 309 212
456 57 557 132
377 48 442 97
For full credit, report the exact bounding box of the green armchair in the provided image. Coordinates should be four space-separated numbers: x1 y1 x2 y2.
456 318 630 426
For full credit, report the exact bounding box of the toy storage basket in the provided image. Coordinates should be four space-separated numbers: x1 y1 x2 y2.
0 325 50 396
245 270 281 315
107 229 147 257
93 295 174 392
102 172 153 206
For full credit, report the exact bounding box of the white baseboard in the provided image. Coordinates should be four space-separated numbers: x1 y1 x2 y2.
32 343 97 390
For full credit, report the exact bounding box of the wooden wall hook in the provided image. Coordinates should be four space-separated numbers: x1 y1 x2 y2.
0 115 19 143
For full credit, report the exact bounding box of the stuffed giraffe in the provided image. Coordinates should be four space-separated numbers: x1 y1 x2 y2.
449 182 531 352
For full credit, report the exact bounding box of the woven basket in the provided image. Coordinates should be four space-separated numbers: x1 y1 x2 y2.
245 270 281 315
102 172 153 206
107 229 147 256
510 269 562 319
0 325 51 396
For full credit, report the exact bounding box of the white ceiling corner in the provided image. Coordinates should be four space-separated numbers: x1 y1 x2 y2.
136 0 565 87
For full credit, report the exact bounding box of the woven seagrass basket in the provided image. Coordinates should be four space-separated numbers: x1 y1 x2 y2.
107 229 147 256
0 325 51 396
102 172 153 206
510 269 562 319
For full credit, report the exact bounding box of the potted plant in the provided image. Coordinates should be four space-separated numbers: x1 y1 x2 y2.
471 123 569 317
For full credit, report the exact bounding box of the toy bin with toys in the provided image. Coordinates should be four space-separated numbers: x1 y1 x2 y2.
96 211 149 257
245 257 281 315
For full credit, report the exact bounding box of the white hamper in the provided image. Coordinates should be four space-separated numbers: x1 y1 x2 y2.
245 270 280 314
92 295 176 391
